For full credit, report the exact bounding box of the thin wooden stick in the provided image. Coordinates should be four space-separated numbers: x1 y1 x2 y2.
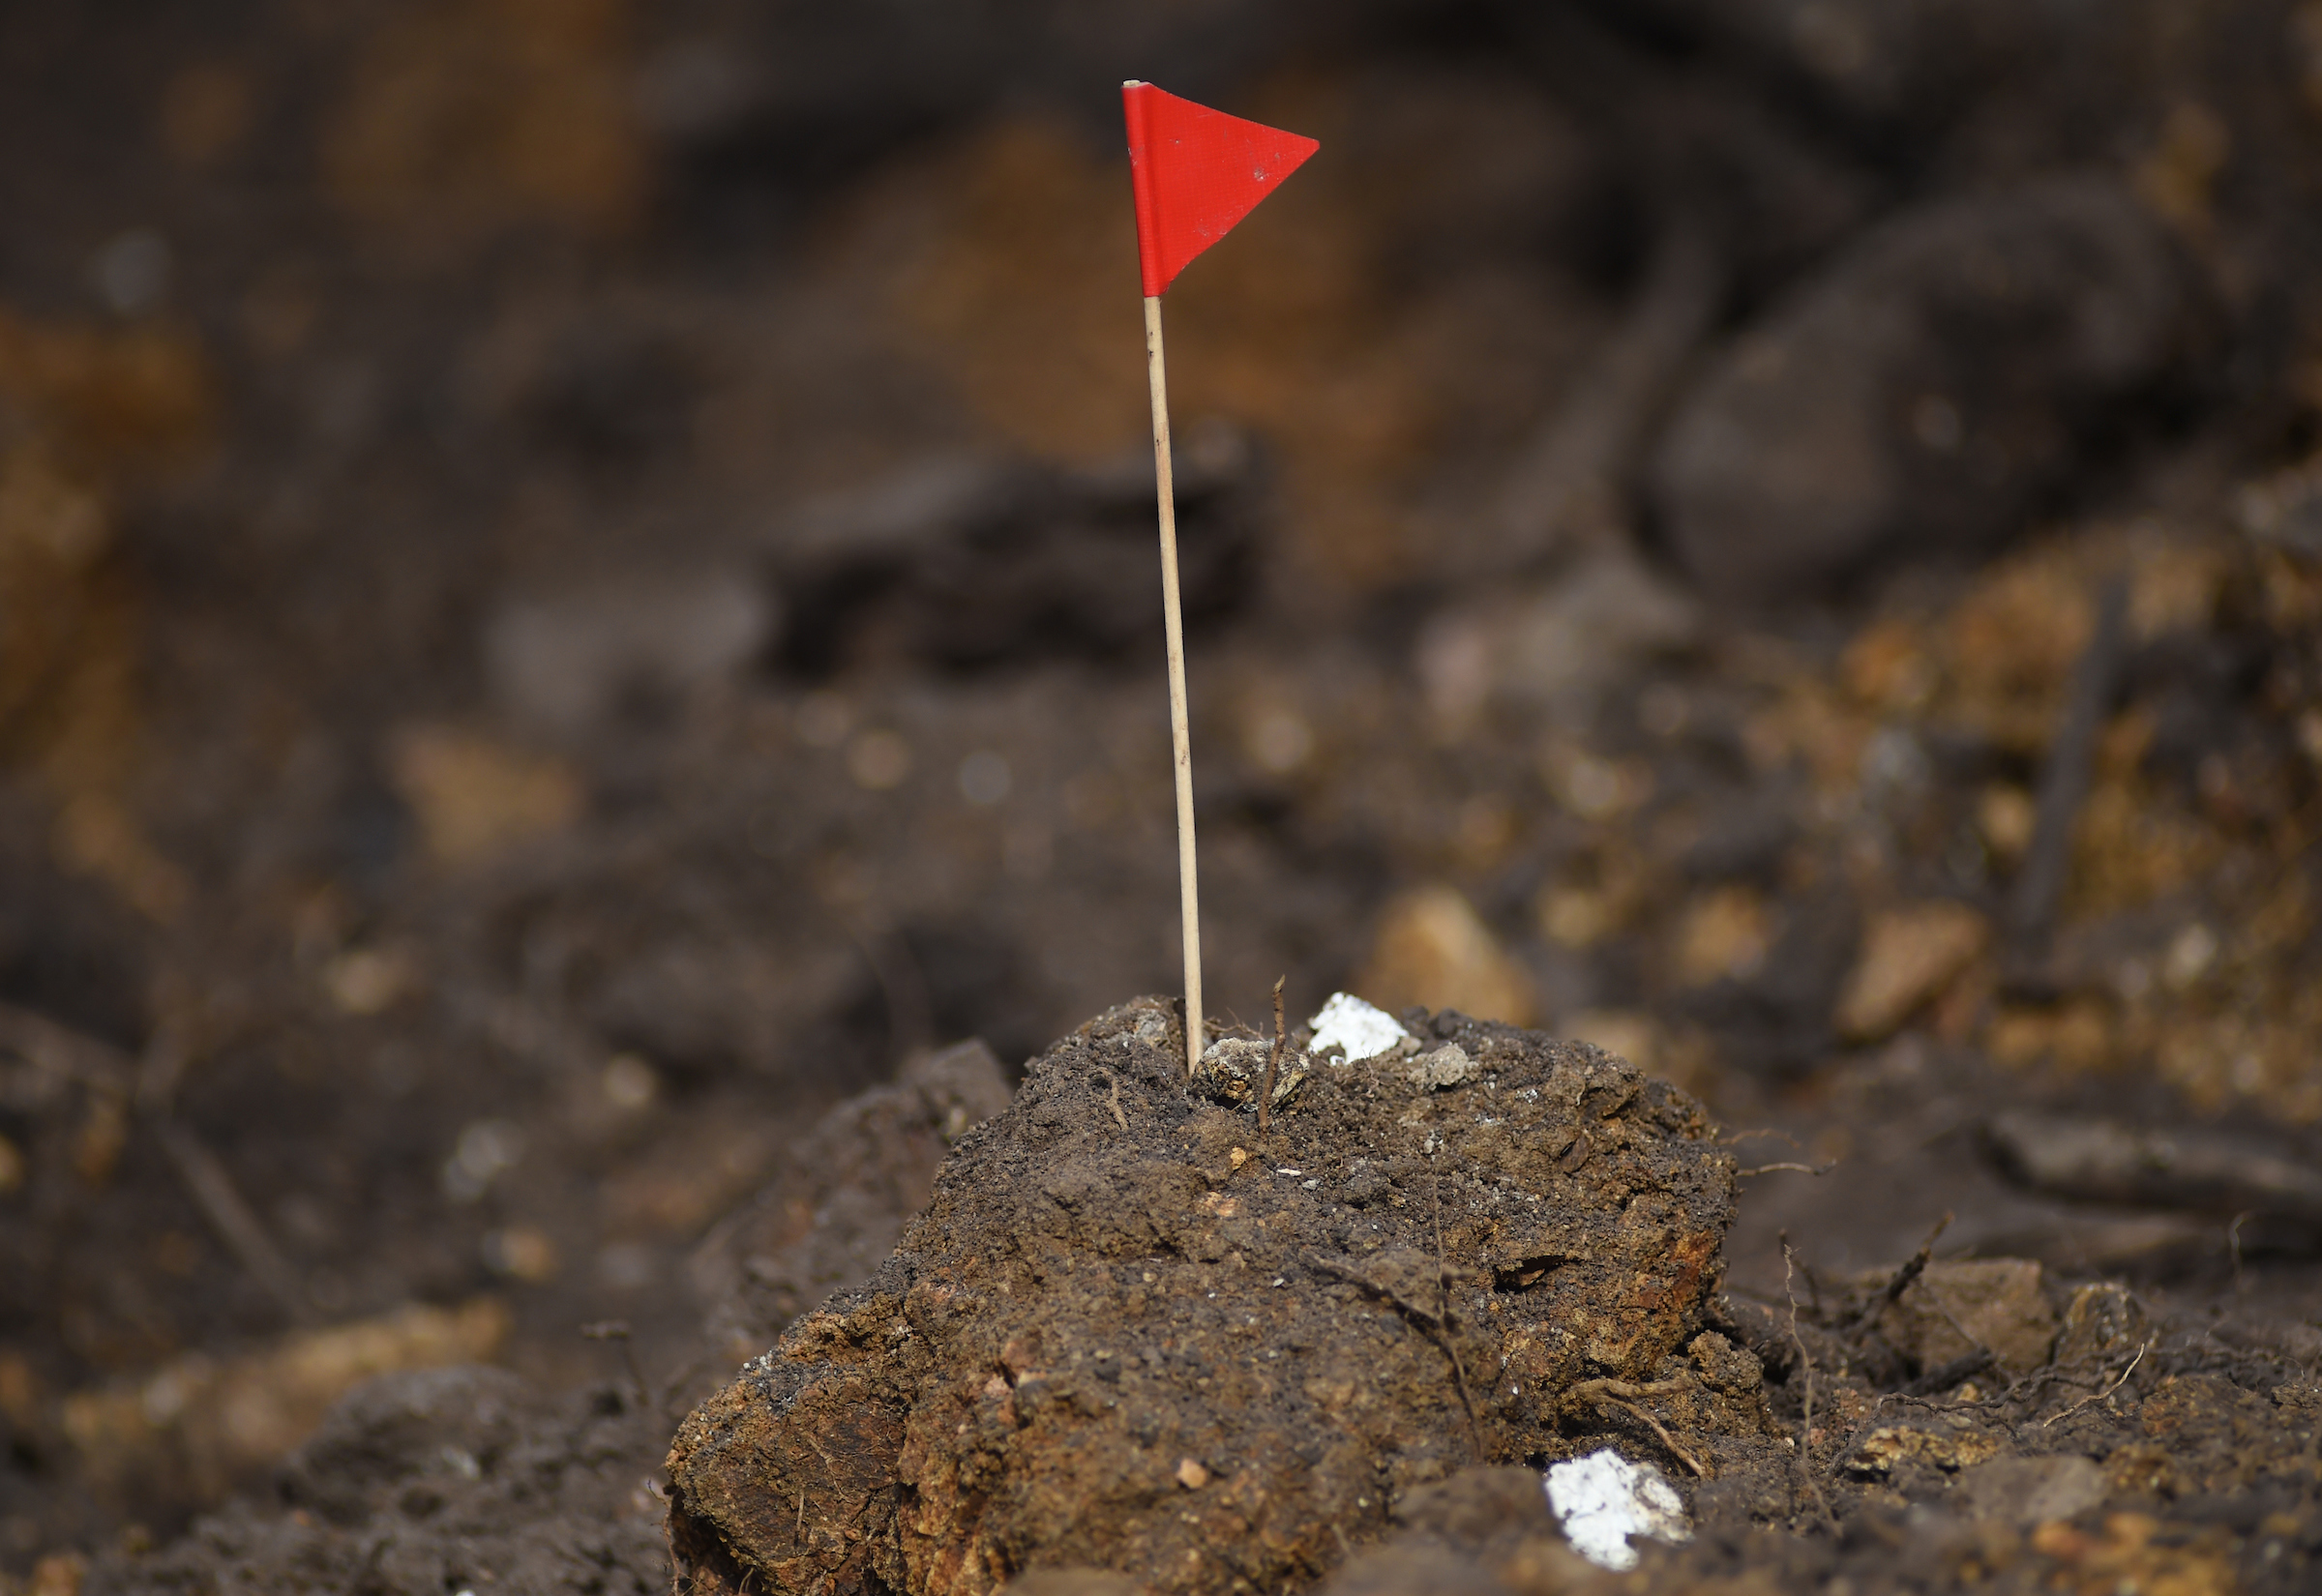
1258 975 1286 1136
1144 292 1204 1079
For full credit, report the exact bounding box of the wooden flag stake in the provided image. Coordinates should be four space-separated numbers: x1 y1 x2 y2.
1143 292 1205 1079
1121 79 1317 1079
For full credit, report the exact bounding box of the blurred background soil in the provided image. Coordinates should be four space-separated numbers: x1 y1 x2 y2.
4 0 2322 1589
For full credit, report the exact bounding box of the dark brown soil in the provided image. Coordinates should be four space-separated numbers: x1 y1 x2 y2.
666 1001 1763 1596
114 1368 670 1596
8 5 2322 1596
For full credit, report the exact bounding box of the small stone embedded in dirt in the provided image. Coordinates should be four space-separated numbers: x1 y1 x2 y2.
1408 1042 1477 1090
1192 1035 1304 1109
1844 1420 2000 1478
1951 1455 2107 1527
665 997 1772 1596
1867 1256 2058 1379
2054 1281 2150 1369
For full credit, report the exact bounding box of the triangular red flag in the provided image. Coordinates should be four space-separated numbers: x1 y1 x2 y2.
1122 81 1319 297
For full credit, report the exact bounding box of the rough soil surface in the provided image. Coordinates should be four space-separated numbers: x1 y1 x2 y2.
665 999 1778 1596
34 1011 2322 1596
87 1367 670 1596
689 1041 1019 1370
1312 1278 2322 1596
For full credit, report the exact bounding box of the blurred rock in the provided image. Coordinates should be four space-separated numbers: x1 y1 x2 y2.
61 1298 509 1515
1983 1110 2322 1230
1562 1009 1663 1078
278 1364 545 1523
1834 901 1989 1042
0 444 109 743
1416 547 1698 735
2055 1282 2151 1369
1652 179 2181 602
643 0 1422 236
1873 1257 2058 1379
769 429 1258 675
1317 1466 1598 1596
1500 551 1701 698
2238 453 2322 560
1673 885 1773 989
99 1364 669 1596
384 724 582 865
693 1039 1015 1364
484 571 772 739
1677 888 1860 1077
1618 0 2092 135
1954 1455 2108 1528
1356 885 1536 1027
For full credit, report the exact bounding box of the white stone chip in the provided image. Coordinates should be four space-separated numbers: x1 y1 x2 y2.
1307 992 1409 1063
1544 1448 1692 1572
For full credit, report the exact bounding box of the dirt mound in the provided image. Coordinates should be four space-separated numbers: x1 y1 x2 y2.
665 999 1779 1596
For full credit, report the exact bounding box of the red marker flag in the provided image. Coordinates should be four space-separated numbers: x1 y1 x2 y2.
1122 81 1320 296
1123 82 1315 1081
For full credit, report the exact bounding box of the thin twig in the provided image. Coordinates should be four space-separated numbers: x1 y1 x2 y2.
1569 1370 1709 1472
1308 1244 1480 1449
1901 1347 1994 1399
1783 1237 1836 1530
839 916 933 1061
1739 1161 1836 1178
2042 1340 2150 1429
1847 1211 1952 1336
1570 1374 1696 1401
157 1121 314 1325
1089 1069 1128 1132
1482 213 1721 571
1258 975 1286 1137
1585 1391 1707 1478
580 1318 649 1401
1430 1164 1485 1458
0 998 134 1094
2009 574 2129 963
1719 1128 1806 1147
1 999 316 1326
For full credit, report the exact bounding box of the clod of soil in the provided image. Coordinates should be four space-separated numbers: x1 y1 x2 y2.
666 998 1781 1596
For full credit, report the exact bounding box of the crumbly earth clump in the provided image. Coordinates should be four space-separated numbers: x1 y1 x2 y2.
665 998 1781 1596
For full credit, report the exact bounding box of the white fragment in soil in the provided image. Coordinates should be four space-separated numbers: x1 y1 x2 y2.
1307 991 1409 1063
1544 1449 1692 1572
1408 1042 1477 1090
